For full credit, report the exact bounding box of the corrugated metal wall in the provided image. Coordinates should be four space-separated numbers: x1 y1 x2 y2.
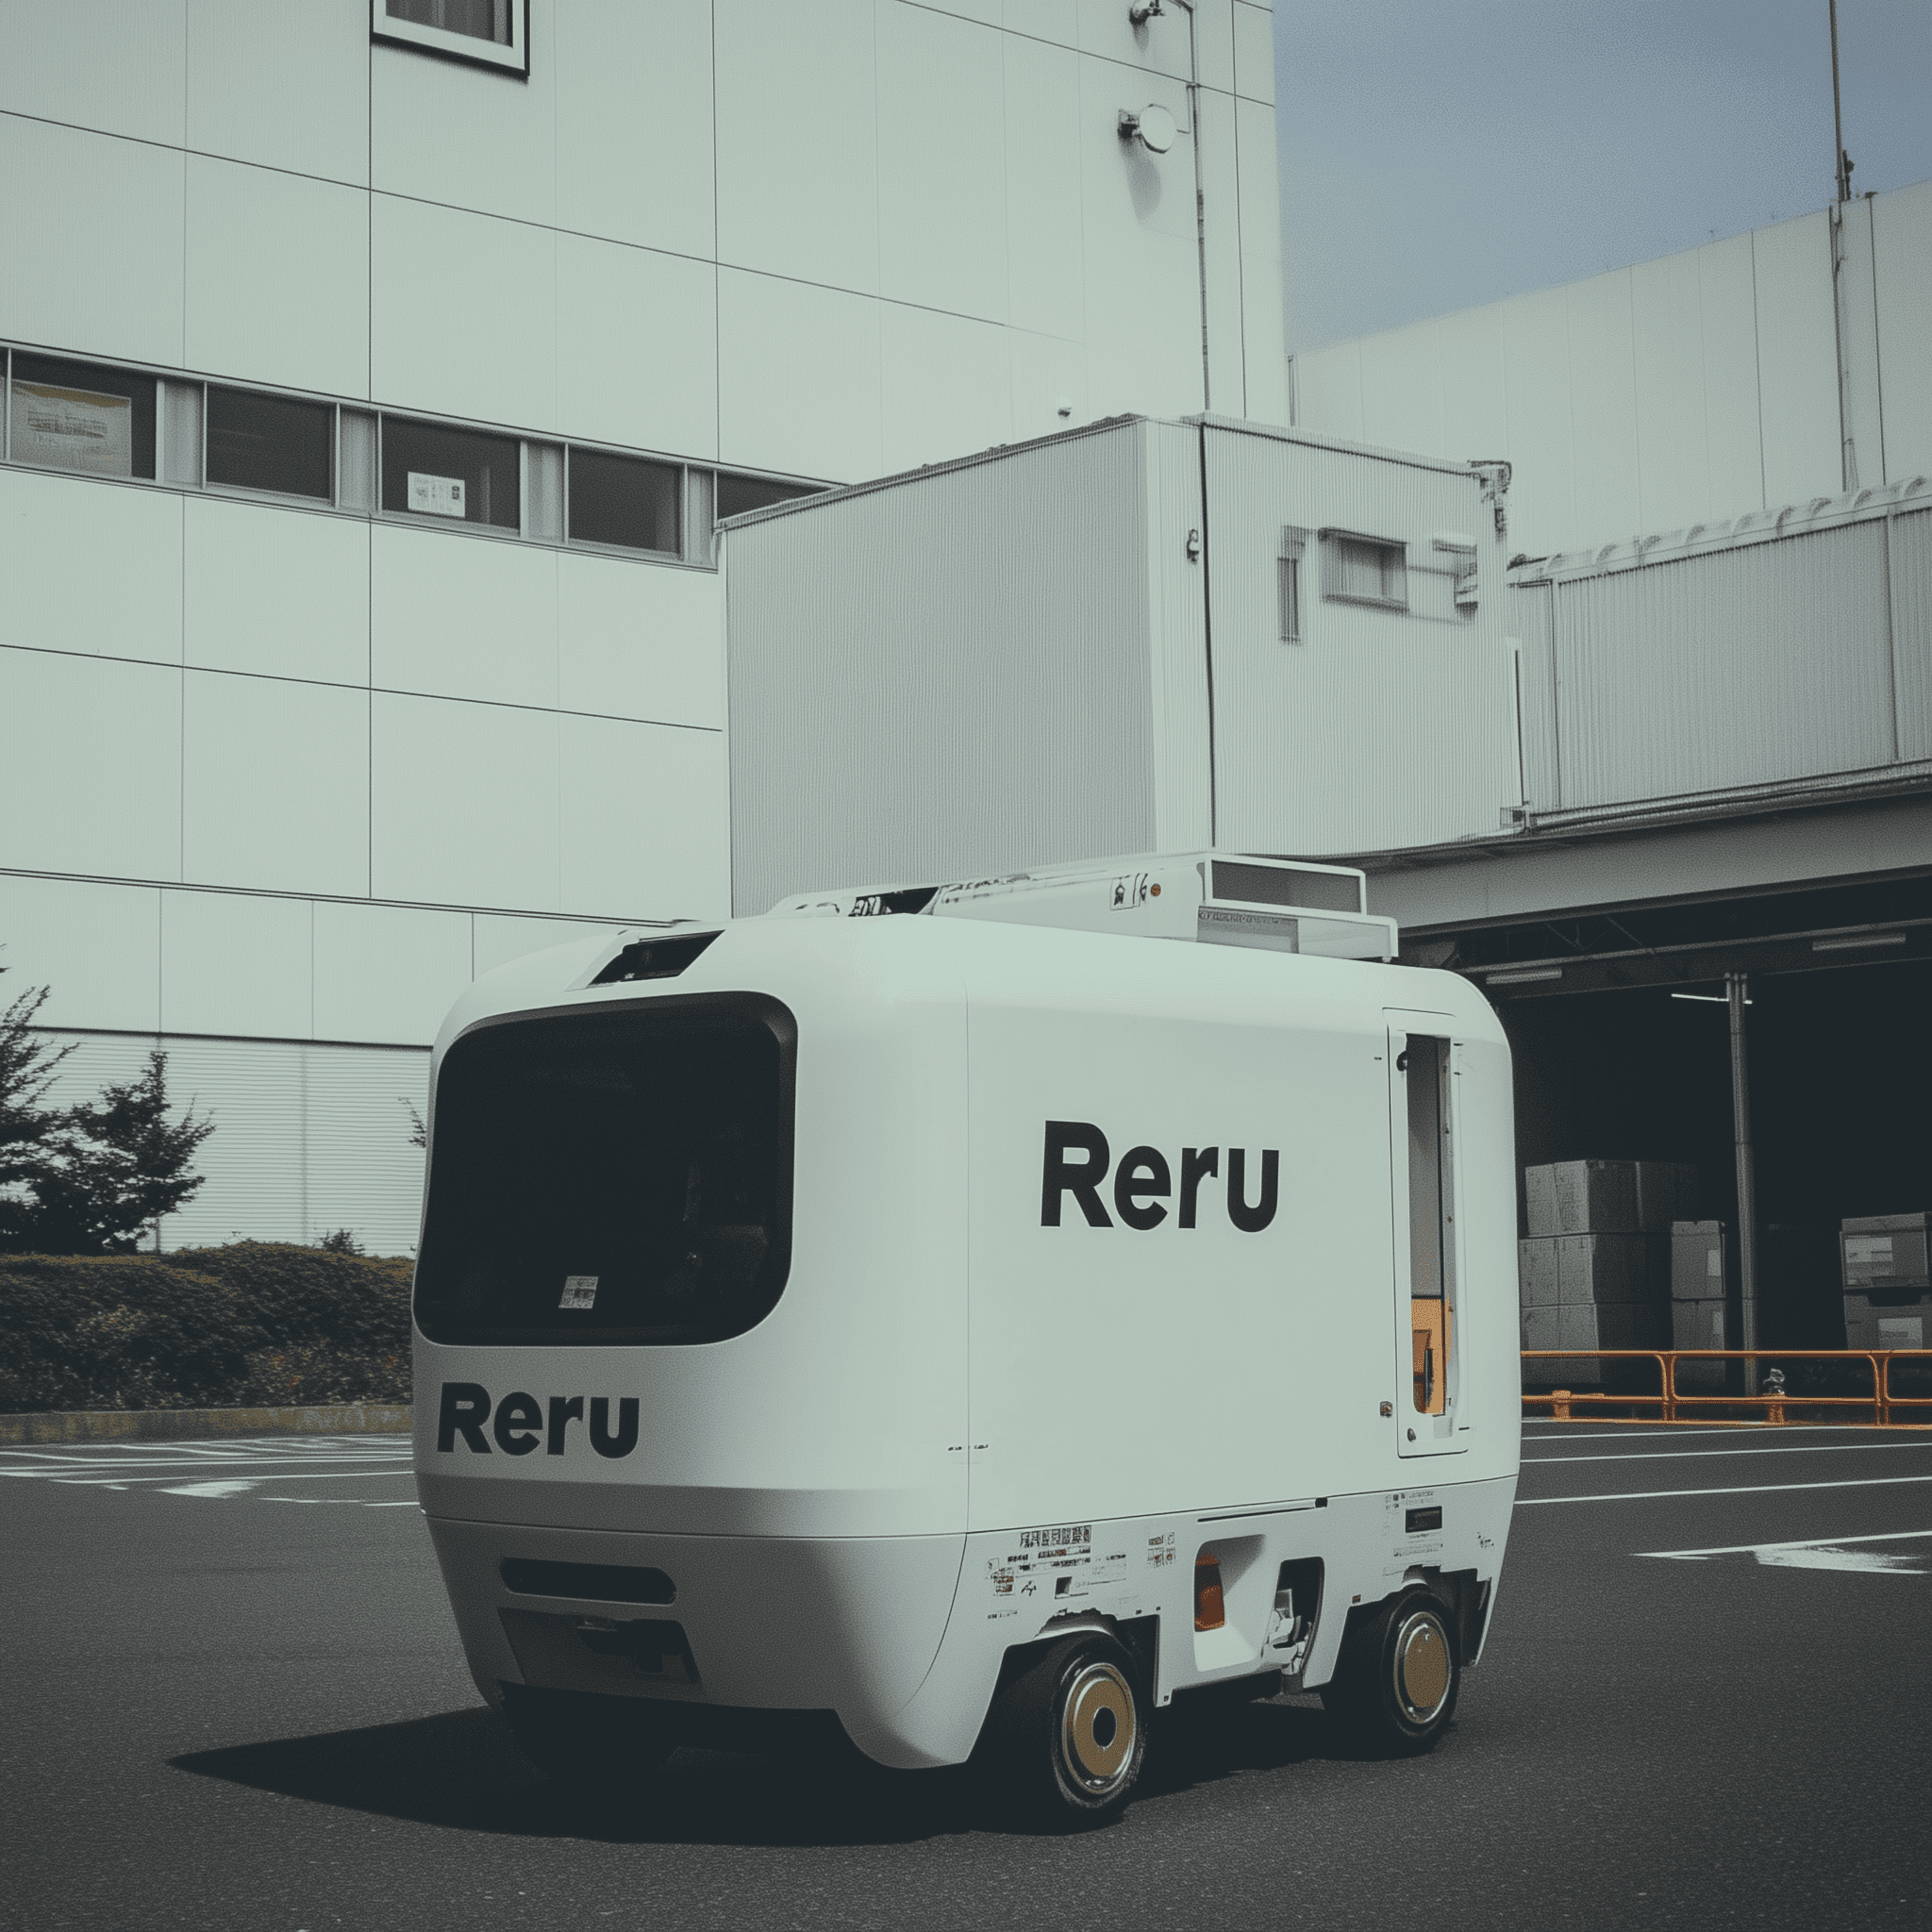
1201 425 1518 853
726 423 1159 915
1142 419 1214 851
1515 497 1932 812
34 1031 428 1257
1895 508 1932 764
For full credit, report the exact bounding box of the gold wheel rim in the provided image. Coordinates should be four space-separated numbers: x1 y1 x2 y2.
1060 1661 1136 1790
1393 1610 1451 1722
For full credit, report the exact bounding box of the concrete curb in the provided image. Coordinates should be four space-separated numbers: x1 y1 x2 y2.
0 1405 413 1444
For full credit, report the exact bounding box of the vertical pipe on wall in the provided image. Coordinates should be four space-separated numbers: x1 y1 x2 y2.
1727 971 1761 1397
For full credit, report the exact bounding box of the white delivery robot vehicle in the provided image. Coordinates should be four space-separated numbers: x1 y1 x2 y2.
412 853 1520 1824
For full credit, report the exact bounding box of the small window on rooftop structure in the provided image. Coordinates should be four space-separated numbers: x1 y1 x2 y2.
1322 529 1407 611
207 387 333 502
375 0 527 75
1278 526 1307 642
8 353 156 480
569 448 681 556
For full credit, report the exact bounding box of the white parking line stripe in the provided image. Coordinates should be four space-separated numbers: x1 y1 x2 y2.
0 1455 410 1477
1636 1528 1932 1558
1519 1473 1932 1506
51 1468 415 1487
1525 1440 1932 1466
1523 1426 1776 1441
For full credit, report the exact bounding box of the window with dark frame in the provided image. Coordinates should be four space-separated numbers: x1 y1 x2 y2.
568 448 681 556
206 386 333 501
375 0 526 74
1278 526 1307 642
2 345 819 575
8 353 156 480
1322 529 1408 611
715 472 821 522
382 417 520 529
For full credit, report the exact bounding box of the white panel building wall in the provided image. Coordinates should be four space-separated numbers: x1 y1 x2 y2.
1291 182 1932 560
1 3 1288 1251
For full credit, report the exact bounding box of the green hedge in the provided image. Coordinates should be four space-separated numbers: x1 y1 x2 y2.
0 1243 414 1413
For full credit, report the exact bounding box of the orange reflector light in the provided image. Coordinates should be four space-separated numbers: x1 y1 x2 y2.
1193 1553 1225 1632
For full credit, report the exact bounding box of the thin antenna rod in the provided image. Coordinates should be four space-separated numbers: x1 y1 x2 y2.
1830 0 1851 202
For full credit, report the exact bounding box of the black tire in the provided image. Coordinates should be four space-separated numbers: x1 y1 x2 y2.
979 1634 1148 1828
501 1684 678 1787
1319 1590 1459 1756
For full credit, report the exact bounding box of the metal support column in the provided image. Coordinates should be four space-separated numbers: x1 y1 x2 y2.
1728 972 1761 1396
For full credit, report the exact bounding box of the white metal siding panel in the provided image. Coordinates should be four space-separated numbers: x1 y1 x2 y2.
1690 234 1768 523
158 889 312 1041
1143 422 1213 849
1234 95 1287 425
1873 180 1932 483
1511 582 1559 809
0 649 183 881
1498 285 1579 561
1 1 187 148
1838 197 1887 488
876 5 1008 325
0 875 162 1034
1202 426 1516 854
183 497 371 688
553 0 715 260
184 155 370 398
372 0 557 228
185 0 371 187
725 423 1158 916
35 1031 429 1257
1549 524 1894 808
1893 508 1932 763
1629 247 1717 536
1291 341 1366 441
1751 213 1841 508
1562 272 1642 546
0 469 185 666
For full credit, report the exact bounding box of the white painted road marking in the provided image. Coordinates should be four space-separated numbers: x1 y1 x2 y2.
1523 1426 1774 1442
1525 1439 1932 1466
1637 1529 1932 1574
1519 1473 1932 1506
59 1467 414 1489
0 1438 417 1507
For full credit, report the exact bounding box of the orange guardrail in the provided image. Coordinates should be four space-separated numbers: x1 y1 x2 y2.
1521 1349 1932 1427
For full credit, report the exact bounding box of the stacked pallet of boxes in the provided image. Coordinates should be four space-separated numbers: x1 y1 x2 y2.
1670 1222 1733 1390
1519 1160 1696 1386
1840 1215 1931 1351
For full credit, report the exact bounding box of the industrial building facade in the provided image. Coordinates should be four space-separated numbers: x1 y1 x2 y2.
0 0 1283 1251
1289 191 1932 1357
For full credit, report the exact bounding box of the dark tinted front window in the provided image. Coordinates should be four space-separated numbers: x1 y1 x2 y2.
383 417 520 529
414 996 794 1346
207 386 333 500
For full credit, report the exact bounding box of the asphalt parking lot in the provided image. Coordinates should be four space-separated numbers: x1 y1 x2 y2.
5 1423 1930 1932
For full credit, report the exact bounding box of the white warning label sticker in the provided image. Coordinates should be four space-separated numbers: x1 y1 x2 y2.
558 1275 599 1310
985 1523 1130 1616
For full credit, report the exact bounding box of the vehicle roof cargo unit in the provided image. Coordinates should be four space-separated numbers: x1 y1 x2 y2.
412 852 1522 1824
718 415 1520 919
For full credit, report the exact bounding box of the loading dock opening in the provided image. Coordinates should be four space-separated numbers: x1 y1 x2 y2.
1402 874 1932 1357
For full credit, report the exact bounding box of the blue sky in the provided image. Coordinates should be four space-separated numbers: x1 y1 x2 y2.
1274 0 1932 349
